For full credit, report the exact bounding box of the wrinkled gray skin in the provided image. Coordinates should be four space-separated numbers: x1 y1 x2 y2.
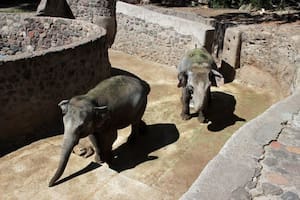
49 75 150 187
177 47 224 122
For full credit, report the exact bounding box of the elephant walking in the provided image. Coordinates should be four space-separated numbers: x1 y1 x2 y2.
49 75 150 187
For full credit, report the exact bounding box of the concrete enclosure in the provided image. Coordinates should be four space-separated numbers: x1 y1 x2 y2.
0 14 110 153
114 2 300 97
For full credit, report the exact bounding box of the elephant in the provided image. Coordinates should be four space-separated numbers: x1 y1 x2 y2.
177 47 224 122
48 75 150 187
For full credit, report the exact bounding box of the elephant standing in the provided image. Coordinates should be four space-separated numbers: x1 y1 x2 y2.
177 47 224 122
49 75 150 187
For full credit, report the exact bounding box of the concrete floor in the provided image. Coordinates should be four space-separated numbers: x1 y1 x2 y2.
0 50 275 200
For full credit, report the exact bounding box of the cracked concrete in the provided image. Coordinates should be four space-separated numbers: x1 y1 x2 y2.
181 90 300 200
249 111 300 200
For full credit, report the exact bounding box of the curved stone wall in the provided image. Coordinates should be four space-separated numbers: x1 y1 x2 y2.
0 14 110 152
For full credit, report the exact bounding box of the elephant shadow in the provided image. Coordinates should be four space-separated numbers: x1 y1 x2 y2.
109 123 180 172
53 123 179 185
204 91 246 132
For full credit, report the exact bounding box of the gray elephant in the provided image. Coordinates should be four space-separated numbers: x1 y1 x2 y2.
177 47 224 122
49 75 150 187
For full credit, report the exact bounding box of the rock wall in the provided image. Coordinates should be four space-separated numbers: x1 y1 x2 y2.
0 15 110 153
113 1 215 66
233 22 300 97
0 15 93 56
67 0 116 19
113 13 194 66
37 0 117 47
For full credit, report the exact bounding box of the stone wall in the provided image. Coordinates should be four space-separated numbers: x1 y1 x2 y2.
113 1 215 66
113 13 194 65
67 0 116 19
37 0 117 47
224 23 300 98
0 14 110 153
0 15 94 56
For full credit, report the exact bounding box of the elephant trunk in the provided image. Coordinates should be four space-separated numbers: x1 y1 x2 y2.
48 134 79 187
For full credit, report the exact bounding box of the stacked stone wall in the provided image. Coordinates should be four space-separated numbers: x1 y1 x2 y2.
0 15 97 56
67 0 116 20
0 14 110 152
112 2 215 66
233 23 300 97
112 13 194 66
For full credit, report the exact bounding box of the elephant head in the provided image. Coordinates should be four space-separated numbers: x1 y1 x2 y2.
48 97 108 187
178 63 224 122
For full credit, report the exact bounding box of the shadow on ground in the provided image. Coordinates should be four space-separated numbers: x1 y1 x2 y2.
51 123 179 186
0 123 63 157
206 91 245 132
110 123 180 172
52 162 101 186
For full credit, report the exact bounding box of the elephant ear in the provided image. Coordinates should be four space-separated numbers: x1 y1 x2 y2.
94 106 110 120
209 69 224 87
94 106 110 128
58 100 69 115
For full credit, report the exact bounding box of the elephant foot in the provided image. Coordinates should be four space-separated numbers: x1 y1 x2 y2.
181 113 192 120
73 145 94 158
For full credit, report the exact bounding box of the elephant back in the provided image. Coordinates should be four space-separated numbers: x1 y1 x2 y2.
177 47 215 72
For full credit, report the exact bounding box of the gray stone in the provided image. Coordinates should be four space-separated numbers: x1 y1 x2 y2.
230 187 251 200
262 183 283 196
263 157 278 167
281 191 300 200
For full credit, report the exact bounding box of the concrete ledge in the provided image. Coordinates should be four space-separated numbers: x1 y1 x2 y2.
180 89 300 200
116 1 214 51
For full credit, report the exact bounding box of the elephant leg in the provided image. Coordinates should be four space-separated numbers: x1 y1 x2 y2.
198 88 211 123
101 130 117 164
127 120 147 144
89 134 102 163
90 130 117 164
181 87 192 120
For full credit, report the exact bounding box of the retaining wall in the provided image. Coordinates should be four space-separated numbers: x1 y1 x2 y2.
0 14 110 152
113 1 215 66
